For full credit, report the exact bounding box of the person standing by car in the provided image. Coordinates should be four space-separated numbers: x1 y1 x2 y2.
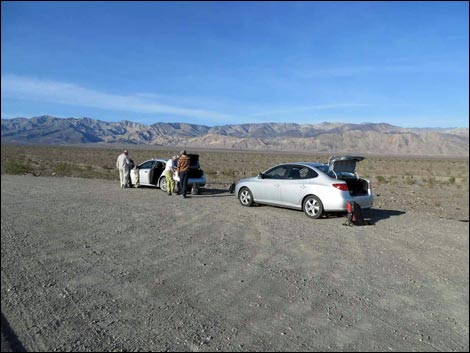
177 150 191 198
116 150 131 188
127 158 135 187
164 155 178 195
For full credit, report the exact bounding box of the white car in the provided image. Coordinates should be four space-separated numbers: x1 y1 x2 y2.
130 154 206 193
234 156 373 219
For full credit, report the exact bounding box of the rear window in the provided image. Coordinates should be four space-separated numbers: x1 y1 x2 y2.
316 165 329 174
316 164 337 178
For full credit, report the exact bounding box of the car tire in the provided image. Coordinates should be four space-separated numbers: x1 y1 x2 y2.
159 177 167 192
239 187 254 207
303 195 324 219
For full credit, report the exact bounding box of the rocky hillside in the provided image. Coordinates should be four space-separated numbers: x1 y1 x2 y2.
1 115 468 156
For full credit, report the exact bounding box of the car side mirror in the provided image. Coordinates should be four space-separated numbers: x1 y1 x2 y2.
258 173 265 179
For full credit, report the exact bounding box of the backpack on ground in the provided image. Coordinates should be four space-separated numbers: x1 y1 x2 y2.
343 201 374 226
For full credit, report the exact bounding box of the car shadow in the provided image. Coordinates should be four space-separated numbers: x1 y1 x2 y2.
193 188 234 198
1 311 27 352
323 208 406 223
246 205 406 224
366 208 406 223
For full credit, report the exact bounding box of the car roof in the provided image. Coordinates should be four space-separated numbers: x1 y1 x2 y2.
264 162 327 172
140 158 168 163
290 162 327 168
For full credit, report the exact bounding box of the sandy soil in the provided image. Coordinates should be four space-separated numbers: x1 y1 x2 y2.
1 175 468 352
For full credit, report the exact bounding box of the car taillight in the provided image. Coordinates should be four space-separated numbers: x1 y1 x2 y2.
333 183 349 191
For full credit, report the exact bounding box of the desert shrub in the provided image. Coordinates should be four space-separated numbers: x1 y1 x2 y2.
4 160 32 174
448 176 456 184
53 162 75 176
205 169 217 176
376 176 386 184
426 177 437 187
223 169 235 177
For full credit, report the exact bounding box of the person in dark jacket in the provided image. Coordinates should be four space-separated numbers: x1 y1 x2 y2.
176 150 191 198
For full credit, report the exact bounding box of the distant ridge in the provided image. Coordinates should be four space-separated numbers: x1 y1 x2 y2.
1 116 468 157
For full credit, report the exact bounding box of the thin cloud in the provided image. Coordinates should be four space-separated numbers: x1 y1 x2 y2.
304 65 419 77
296 63 467 79
1 75 235 122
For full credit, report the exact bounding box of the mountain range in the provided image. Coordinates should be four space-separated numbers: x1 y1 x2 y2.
1 115 469 157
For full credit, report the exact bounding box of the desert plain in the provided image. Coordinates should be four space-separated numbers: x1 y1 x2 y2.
1 144 468 351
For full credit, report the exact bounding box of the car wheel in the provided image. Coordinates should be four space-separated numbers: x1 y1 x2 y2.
159 177 167 192
303 195 323 219
239 187 254 207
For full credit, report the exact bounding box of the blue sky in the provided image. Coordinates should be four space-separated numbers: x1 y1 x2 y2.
1 1 468 127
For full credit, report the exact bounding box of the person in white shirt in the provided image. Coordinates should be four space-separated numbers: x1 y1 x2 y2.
164 155 178 195
116 150 131 188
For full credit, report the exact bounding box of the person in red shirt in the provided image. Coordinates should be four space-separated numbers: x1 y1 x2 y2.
176 150 191 198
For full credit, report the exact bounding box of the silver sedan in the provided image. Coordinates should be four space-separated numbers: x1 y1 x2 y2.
234 156 373 219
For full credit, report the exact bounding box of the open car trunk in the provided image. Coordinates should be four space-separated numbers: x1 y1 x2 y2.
187 154 204 178
187 154 200 167
328 156 370 196
343 178 369 196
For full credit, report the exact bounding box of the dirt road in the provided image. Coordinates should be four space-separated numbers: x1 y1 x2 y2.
1 175 468 351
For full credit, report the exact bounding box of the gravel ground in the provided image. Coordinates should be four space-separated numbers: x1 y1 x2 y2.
1 175 469 352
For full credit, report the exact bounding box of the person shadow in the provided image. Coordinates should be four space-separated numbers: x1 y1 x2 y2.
366 208 406 223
